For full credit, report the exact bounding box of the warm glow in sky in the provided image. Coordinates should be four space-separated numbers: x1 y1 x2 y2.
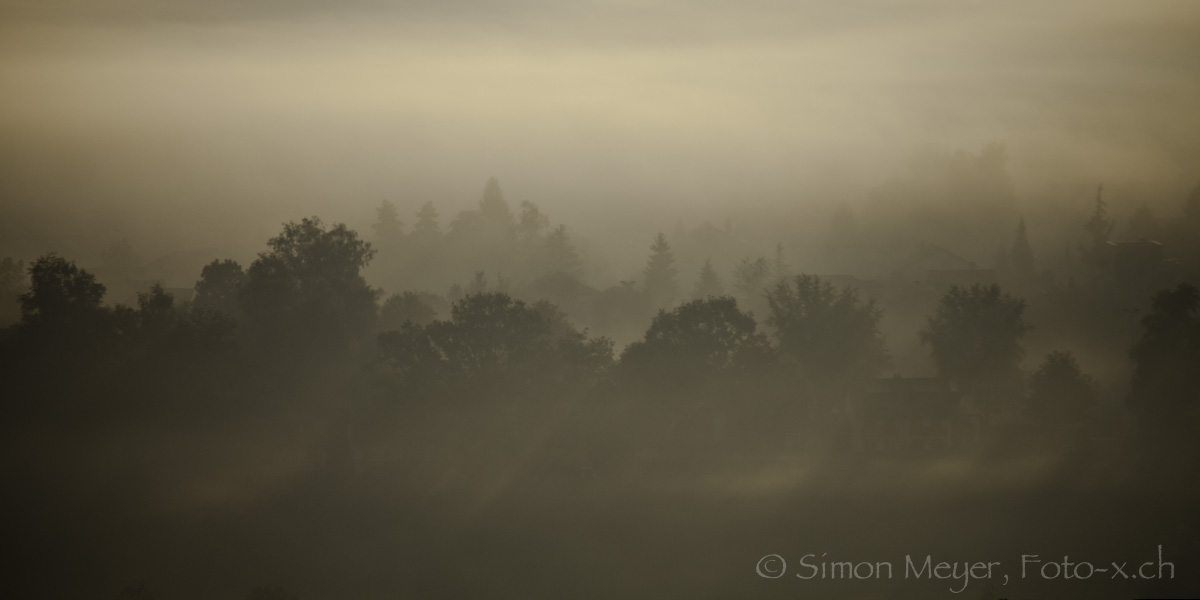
1 0 1198 255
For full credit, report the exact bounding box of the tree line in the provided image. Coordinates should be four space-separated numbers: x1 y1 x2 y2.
3 212 1195 437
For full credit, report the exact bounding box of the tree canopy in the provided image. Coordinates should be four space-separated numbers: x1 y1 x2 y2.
921 284 1030 413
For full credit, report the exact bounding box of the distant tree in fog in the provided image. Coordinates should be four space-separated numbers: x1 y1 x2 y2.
378 291 439 332
371 199 405 251
692 258 724 299
765 274 888 393
1081 184 1115 274
517 200 550 243
1010 217 1035 282
772 242 789 282
412 201 442 239
732 257 770 303
1028 351 1097 423
642 232 679 309
1129 283 1200 422
465 271 486 295
193 259 245 317
921 284 1030 414
543 224 581 277
479 176 515 227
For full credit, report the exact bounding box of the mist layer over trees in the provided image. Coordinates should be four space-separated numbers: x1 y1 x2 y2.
2 170 1199 598
2 0 1200 598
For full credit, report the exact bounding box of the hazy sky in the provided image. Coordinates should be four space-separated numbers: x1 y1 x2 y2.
1 0 1198 259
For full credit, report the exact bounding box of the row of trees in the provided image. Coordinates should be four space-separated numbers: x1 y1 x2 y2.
2 214 1196 431
366 178 583 297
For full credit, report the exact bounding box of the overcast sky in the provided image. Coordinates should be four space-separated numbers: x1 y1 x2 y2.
1 0 1198 257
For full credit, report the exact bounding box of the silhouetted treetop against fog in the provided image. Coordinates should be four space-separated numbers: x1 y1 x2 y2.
517 200 550 244
413 201 442 238
691 258 724 299
543 224 582 278
5 2 1200 593
480 176 515 227
1028 350 1097 424
921 283 1030 415
619 296 773 390
378 291 440 332
372 198 404 251
765 274 888 394
1129 283 1200 422
379 291 612 396
732 256 771 312
194 258 245 317
19 253 107 329
240 217 378 351
642 232 678 310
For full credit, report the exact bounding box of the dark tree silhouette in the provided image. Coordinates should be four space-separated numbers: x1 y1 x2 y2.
1129 283 1200 422
379 292 611 394
1028 351 1097 424
239 217 378 352
193 259 245 317
136 284 175 333
20 253 108 330
921 284 1030 415
765 274 888 394
619 296 773 389
692 258 724 299
642 232 679 310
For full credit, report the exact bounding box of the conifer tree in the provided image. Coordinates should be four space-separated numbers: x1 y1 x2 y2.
692 258 724 299
643 232 679 309
413 202 441 238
